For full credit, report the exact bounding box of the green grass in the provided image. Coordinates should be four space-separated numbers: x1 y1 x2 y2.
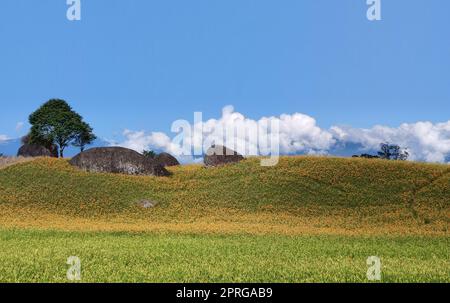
0 229 448 283
0 157 448 282
1 157 449 215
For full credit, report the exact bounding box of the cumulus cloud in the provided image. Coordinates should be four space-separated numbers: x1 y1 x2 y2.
115 106 335 157
114 106 450 163
331 121 450 163
118 130 185 156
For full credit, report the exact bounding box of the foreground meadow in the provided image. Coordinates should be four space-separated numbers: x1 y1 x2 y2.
0 230 448 283
0 157 448 282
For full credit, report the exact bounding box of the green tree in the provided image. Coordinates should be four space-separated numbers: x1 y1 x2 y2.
29 99 96 158
377 143 409 161
72 122 97 152
142 150 156 159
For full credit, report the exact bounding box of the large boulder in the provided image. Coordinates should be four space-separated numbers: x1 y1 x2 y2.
154 152 180 167
17 144 52 158
69 147 170 177
18 135 58 158
204 145 244 167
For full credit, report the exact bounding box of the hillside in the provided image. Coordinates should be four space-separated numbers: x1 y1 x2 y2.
0 156 448 235
1 156 449 282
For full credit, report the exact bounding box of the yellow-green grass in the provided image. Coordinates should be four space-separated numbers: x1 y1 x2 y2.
0 229 448 283
0 156 33 170
0 157 448 282
0 157 448 235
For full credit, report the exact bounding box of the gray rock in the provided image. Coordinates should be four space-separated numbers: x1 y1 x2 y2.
204 145 244 167
18 135 58 158
154 152 180 167
17 144 52 158
69 147 170 177
137 199 159 209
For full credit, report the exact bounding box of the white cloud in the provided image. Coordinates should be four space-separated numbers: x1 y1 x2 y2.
175 105 335 156
118 129 185 156
115 106 335 157
114 106 450 163
331 121 450 163
0 135 9 142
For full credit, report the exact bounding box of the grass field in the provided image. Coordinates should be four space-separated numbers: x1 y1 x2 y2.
0 157 448 282
1 230 448 283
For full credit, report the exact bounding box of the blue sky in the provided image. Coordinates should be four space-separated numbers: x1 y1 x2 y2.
0 0 449 161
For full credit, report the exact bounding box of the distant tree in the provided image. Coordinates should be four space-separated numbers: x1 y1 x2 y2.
142 150 156 159
397 149 409 161
0 153 4 158
353 153 380 159
72 122 97 152
377 143 409 161
28 99 96 158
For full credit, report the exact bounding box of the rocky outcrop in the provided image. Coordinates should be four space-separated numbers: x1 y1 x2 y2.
17 135 58 158
69 147 170 177
17 144 53 158
155 152 180 167
204 145 244 167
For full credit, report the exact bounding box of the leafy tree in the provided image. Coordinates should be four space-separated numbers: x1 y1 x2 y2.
352 153 380 159
29 99 95 158
377 143 409 161
72 123 97 152
142 150 156 159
